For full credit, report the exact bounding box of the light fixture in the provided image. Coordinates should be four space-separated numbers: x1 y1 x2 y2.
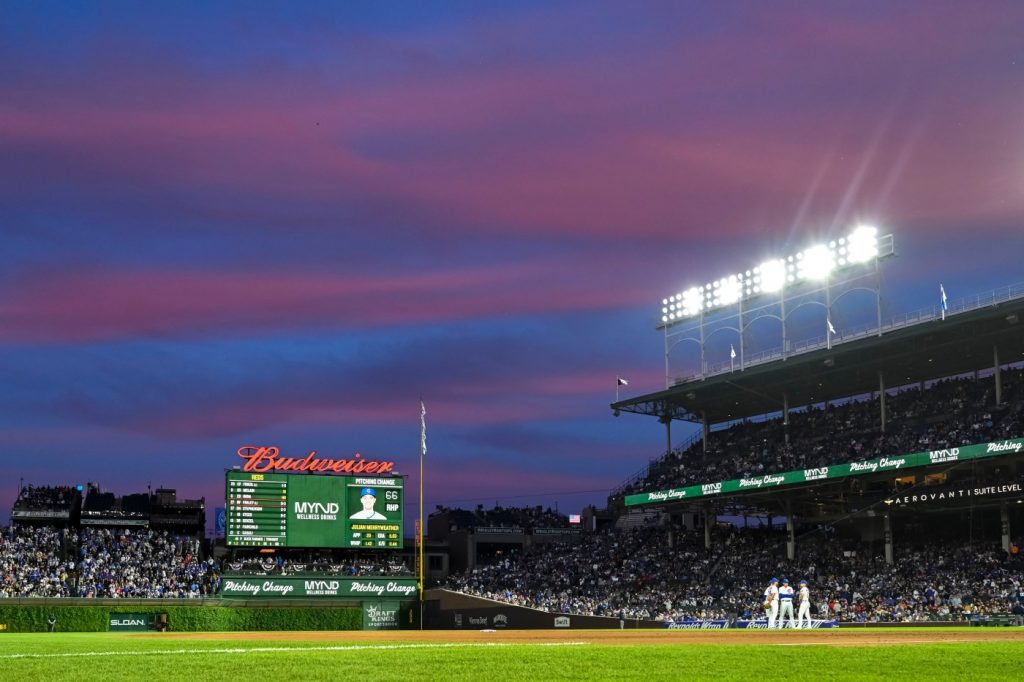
658 224 889 325
719 276 742 305
798 244 834 280
847 225 878 263
758 259 786 293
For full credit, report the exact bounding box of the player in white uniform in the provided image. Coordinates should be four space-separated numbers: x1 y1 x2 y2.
796 580 812 629
763 578 779 628
778 578 795 629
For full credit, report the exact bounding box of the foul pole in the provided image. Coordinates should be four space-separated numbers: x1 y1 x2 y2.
418 399 426 629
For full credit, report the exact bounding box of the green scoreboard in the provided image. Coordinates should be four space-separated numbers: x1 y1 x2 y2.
225 471 403 549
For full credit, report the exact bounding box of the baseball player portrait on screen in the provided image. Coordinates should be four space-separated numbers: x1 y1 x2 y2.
349 487 387 520
778 578 795 628
763 578 779 628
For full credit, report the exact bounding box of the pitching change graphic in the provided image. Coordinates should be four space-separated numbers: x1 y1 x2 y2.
226 471 403 549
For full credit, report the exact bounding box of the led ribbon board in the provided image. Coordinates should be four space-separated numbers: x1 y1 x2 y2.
625 437 1024 506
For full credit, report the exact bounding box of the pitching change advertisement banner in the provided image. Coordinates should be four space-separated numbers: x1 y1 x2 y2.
626 437 1024 506
220 577 418 599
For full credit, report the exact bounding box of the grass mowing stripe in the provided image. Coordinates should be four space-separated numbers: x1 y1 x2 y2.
0 640 589 661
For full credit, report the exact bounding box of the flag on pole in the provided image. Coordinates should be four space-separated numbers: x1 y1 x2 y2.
940 283 948 320
730 345 736 359
616 377 629 386
420 400 427 457
827 318 836 335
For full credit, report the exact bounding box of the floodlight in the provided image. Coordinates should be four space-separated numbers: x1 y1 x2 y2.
846 225 878 264
681 287 702 316
758 259 786 293
658 224 890 326
719 275 742 305
798 244 834 280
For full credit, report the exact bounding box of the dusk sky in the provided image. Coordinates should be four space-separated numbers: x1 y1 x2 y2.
2 2 1023 530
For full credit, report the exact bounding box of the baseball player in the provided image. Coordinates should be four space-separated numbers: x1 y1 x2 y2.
778 578 795 629
763 578 779 628
796 580 811 629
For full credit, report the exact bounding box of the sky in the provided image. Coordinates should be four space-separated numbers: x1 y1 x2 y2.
2 1 1024 532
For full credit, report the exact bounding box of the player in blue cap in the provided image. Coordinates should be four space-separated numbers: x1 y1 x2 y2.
779 578 795 628
348 487 387 520
796 579 812 629
763 578 780 628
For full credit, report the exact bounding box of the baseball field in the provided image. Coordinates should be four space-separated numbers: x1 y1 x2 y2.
2 628 1023 681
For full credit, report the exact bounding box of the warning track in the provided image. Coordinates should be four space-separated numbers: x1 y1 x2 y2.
141 627 1024 647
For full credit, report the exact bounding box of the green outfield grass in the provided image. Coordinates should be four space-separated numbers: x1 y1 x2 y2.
1 630 1022 681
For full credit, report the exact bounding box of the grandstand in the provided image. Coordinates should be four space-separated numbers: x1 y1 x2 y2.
438 278 1024 625
2 483 212 599
609 282 1024 562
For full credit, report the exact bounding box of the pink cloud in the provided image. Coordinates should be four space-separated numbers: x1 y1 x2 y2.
2 4 1021 245
120 396 581 441
0 256 660 343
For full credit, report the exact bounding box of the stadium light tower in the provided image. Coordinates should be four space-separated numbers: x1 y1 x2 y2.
658 225 894 387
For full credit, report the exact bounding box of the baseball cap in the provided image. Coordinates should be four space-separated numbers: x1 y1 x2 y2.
770 578 778 584
360 487 376 497
783 578 790 584
800 580 808 585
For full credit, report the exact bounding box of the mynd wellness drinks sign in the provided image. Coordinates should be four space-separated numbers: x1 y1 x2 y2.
626 438 1024 506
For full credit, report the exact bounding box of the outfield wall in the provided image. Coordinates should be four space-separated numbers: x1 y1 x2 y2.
0 599 398 633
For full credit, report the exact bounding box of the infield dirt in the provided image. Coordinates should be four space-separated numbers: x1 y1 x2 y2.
143 628 1024 647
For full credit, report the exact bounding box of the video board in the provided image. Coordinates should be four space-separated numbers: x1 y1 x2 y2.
225 471 403 549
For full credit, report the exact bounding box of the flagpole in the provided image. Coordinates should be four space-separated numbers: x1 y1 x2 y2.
418 400 425 630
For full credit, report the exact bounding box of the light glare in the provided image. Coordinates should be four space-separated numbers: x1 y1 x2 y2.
719 276 742 305
758 259 786 293
847 225 878 263
798 244 834 280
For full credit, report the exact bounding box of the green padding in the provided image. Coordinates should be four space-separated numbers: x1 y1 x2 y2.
0 605 362 632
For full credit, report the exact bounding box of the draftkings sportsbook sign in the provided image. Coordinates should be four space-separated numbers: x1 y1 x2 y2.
625 437 1024 506
220 577 418 599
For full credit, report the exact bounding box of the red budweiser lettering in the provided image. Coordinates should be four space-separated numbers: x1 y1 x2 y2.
238 446 395 475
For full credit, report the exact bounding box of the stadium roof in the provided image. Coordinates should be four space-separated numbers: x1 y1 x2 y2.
612 286 1024 425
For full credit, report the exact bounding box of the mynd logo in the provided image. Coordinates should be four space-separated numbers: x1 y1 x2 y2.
928 448 960 464
294 502 339 514
803 467 828 481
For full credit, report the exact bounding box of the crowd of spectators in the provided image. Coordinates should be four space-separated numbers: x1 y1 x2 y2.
0 525 219 598
226 553 412 577
2 523 415 598
624 371 1024 497
76 528 220 598
447 525 713 618
0 525 73 598
13 485 80 512
446 524 1024 623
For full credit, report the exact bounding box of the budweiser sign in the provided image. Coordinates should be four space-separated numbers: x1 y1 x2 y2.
237 446 395 475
